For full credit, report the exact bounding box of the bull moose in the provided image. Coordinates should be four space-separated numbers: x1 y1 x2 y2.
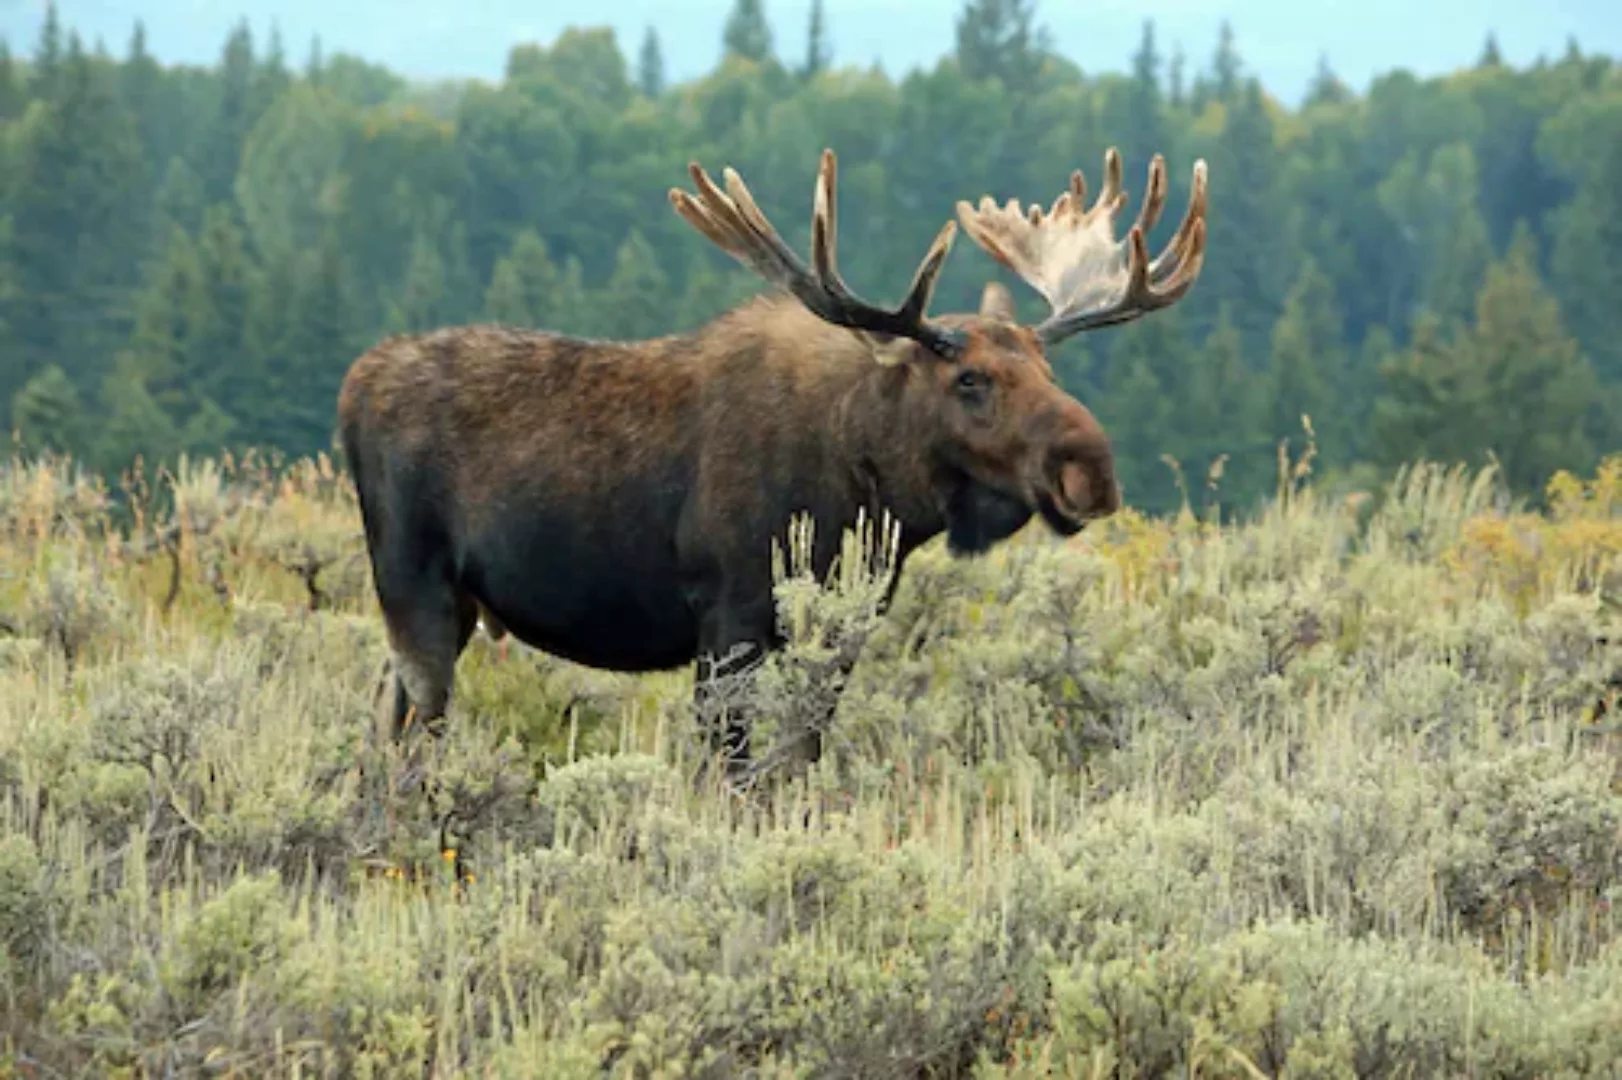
337 144 1209 780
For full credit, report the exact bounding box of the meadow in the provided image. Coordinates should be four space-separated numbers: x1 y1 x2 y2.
1 436 1620 1078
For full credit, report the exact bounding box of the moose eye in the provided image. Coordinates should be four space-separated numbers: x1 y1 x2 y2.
955 369 991 398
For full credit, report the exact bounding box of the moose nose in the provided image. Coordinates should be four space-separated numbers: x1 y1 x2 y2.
1058 458 1121 521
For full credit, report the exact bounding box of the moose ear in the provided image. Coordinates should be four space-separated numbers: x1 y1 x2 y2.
978 281 1018 322
864 333 918 368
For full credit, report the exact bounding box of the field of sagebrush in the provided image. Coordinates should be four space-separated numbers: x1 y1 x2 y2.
1 442 1621 1079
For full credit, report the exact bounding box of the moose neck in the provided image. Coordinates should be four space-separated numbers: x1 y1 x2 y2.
832 359 953 553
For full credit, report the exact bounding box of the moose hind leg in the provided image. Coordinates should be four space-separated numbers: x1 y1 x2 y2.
381 576 479 738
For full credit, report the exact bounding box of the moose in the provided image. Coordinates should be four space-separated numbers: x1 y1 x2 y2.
337 143 1209 780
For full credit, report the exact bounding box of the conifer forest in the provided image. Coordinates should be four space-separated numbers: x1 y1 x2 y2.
2 1 1618 511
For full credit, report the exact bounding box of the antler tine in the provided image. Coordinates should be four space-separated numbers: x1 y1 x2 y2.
1146 157 1207 283
1136 154 1168 237
953 148 1211 345
671 149 964 357
1093 147 1126 218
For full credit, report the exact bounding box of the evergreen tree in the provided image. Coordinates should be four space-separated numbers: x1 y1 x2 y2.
594 230 670 340
1305 54 1351 107
1167 44 1186 111
482 228 564 328
1478 33 1504 67
0 41 22 119
1209 20 1241 104
386 229 449 333
954 0 1047 94
1372 226 1600 496
6 31 147 388
1198 77 1285 349
201 20 258 205
1265 259 1344 463
94 359 183 473
1122 20 1167 184
1541 90 1622 383
305 34 325 84
278 231 362 455
32 1 64 102
11 364 84 455
1184 304 1272 511
803 0 831 79
121 225 208 427
257 23 291 113
637 27 666 97
0 216 19 408
1094 312 1192 514
189 204 254 415
1377 142 1492 331
154 156 206 241
239 246 298 446
121 21 166 170
722 0 775 65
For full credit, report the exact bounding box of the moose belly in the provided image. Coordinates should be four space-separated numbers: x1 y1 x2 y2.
459 533 700 673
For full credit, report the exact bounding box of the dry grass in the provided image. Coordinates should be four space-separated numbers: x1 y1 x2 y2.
1 438 1620 1078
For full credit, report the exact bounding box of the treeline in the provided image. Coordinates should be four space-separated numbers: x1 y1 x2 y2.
1 0 1618 514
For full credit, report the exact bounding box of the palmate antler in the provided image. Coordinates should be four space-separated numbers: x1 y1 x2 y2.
669 149 967 358
955 148 1209 343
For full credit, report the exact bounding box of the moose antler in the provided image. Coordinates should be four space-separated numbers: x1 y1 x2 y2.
955 148 1209 344
670 149 966 358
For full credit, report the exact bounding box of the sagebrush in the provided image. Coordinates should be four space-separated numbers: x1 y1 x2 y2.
1 444 1620 1078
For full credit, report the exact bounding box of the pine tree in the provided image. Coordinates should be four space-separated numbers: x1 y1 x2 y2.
121 21 166 172
637 27 666 96
387 230 448 333
121 225 207 427
279 231 361 456
594 230 670 340
305 34 325 84
32 1 63 102
1209 20 1241 103
1183 304 1271 511
1199 77 1285 350
1265 259 1343 463
482 228 565 328
11 364 84 455
239 246 298 446
803 0 830 79
189 204 254 416
6 31 147 387
93 359 183 474
1542 90 1622 383
1477 33 1503 67
1095 313 1192 515
1377 142 1492 332
202 20 258 205
0 41 22 120
1304 54 1350 107
1122 20 1167 183
154 156 206 240
722 0 775 64
954 0 1047 94
1463 226 1599 494
1371 226 1600 496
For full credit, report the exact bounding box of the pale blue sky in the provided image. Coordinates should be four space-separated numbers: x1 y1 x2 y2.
3 0 1619 104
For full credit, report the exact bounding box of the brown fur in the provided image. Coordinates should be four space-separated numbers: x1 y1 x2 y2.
337 146 1208 781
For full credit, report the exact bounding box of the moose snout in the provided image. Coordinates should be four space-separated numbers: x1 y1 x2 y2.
1056 456 1121 521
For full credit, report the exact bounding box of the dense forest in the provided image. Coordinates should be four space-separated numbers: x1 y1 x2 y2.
0 0 1617 515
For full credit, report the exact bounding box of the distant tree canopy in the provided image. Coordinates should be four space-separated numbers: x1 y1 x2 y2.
1 1 1617 516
